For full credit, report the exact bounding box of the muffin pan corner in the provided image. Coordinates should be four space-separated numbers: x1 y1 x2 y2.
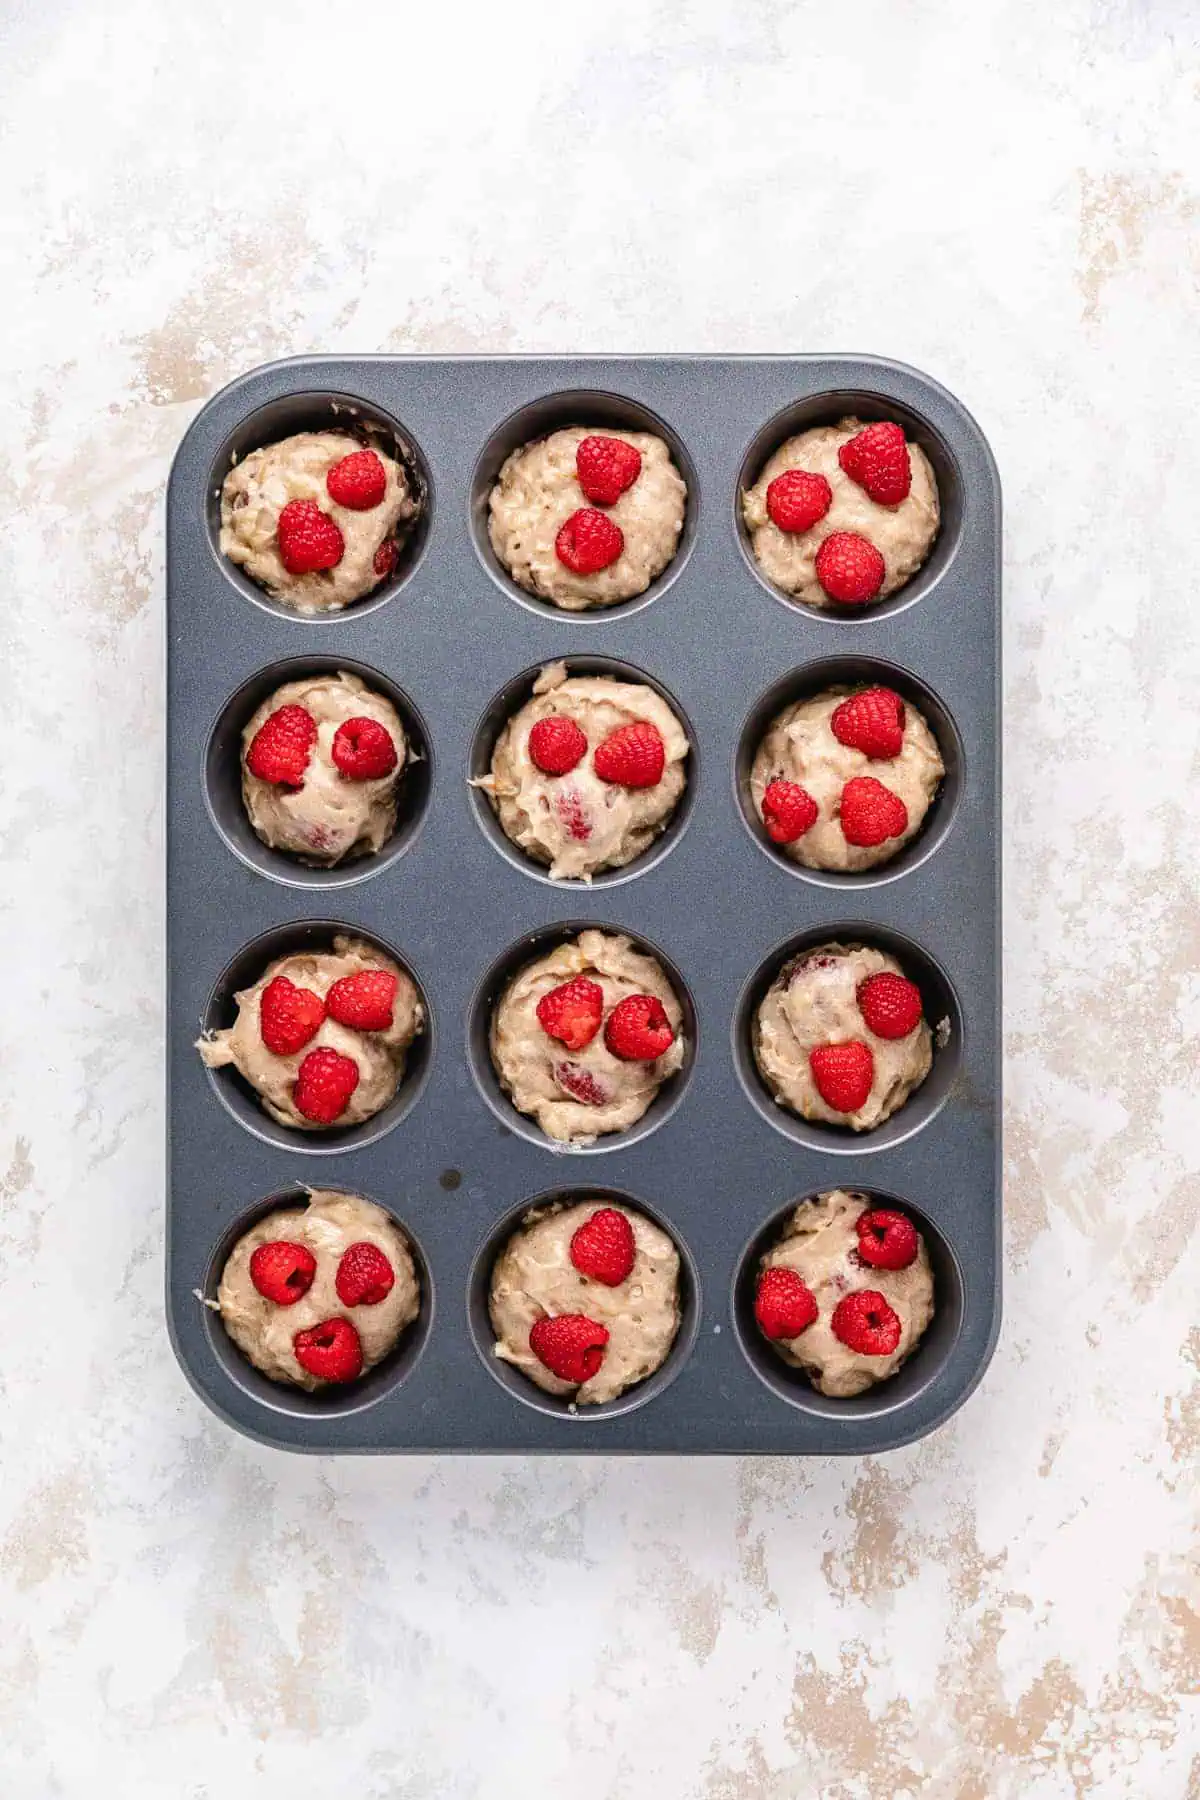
167 354 1001 1454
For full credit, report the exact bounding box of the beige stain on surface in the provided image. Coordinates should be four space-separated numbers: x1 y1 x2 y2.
1077 171 1200 320
1 1472 91 1591
131 216 321 408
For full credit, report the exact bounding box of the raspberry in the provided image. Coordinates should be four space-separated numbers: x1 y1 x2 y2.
555 788 593 840
293 1047 360 1124
529 1313 610 1385
554 1061 611 1106
765 469 833 534
335 1241 396 1307
839 776 909 847
276 499 345 575
604 993 675 1062
331 717 398 781
857 972 923 1039
837 421 911 506
259 975 326 1056
555 508 624 575
761 778 819 844
754 1267 819 1340
809 1041 875 1113
830 687 906 760
855 1208 919 1271
528 715 587 776
373 538 398 580
576 435 643 505
569 1207 636 1285
246 705 317 788
536 976 604 1052
593 721 665 788
831 1289 902 1356
293 1316 364 1382
326 448 388 510
249 1240 317 1306
326 969 398 1032
815 531 885 605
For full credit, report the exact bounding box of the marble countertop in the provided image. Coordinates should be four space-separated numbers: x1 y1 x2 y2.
1 1 1197 1795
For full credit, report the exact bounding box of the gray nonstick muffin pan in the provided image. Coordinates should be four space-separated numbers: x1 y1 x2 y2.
166 355 1000 1453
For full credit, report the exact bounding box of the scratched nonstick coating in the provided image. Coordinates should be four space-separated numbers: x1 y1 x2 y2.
166 356 1000 1454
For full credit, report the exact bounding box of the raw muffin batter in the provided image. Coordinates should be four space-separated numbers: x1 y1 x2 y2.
241 670 408 867
220 429 420 613
490 928 686 1146
489 1198 682 1404
198 934 423 1131
754 1189 934 1397
742 416 938 609
477 661 689 879
217 1189 420 1391
750 683 943 872
754 942 934 1131
488 426 686 609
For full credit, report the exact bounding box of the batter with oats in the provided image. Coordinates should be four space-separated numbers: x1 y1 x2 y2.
488 427 686 609
489 1198 682 1405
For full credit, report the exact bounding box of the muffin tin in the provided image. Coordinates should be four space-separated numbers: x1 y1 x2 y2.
166 355 1000 1453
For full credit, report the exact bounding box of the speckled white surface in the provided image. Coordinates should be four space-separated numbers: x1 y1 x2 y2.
2 1 1198 1794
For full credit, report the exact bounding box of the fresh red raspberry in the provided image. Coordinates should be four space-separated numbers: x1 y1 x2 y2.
765 469 833 533
536 976 604 1051
528 715 587 775
830 687 906 760
839 776 909 847
554 788 593 841
259 975 326 1056
593 721 665 788
569 1207 636 1285
331 716 398 780
809 1041 875 1113
857 972 923 1039
293 1316 364 1382
761 778 819 844
754 1267 819 1340
325 969 398 1032
831 1289 902 1355
837 421 911 506
249 1239 317 1306
326 448 388 510
373 538 398 581
554 1062 611 1106
335 1241 396 1306
555 508 624 574
529 1313 610 1385
293 1047 360 1124
246 705 317 788
604 994 675 1061
276 499 345 574
576 435 643 505
815 531 885 605
855 1208 919 1271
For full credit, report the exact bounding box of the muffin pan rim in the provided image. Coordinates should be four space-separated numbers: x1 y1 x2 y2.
730 1184 966 1420
465 1185 703 1422
729 919 967 1155
202 383 435 624
199 917 436 1156
731 384 968 625
203 652 435 891
166 352 1000 1454
464 917 700 1156
466 385 702 624
465 651 700 889
196 1181 436 1420
731 653 965 890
